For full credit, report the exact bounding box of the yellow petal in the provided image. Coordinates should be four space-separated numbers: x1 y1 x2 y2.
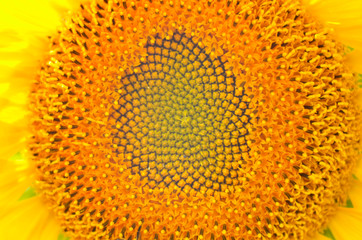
303 0 362 72
0 106 28 124
0 154 33 205
315 233 334 240
303 0 362 47
0 122 27 159
0 0 82 97
33 210 63 240
0 0 79 38
0 196 60 240
348 179 362 210
329 207 362 240
346 49 362 73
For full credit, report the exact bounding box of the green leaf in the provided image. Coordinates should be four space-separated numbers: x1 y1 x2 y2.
58 233 70 240
345 198 354 208
18 186 36 201
322 228 336 240
10 152 24 161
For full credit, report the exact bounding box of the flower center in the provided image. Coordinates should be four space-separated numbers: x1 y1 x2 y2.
112 32 251 193
28 0 361 239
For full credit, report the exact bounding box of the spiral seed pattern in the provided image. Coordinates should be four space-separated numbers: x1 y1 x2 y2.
112 32 252 193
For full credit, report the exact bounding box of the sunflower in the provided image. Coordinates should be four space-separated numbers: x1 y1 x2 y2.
1 0 362 239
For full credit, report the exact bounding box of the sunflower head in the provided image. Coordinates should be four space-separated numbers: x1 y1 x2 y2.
10 0 361 239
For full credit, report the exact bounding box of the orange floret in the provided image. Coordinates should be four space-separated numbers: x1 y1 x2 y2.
28 0 361 239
